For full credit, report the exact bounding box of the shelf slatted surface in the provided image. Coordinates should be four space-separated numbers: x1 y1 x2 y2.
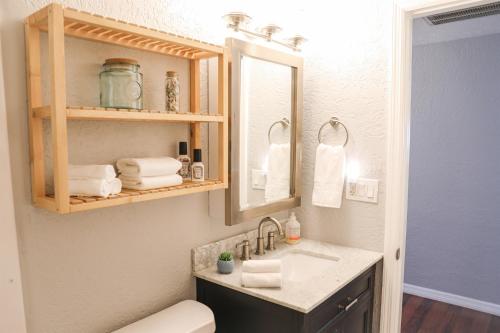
43 180 224 213
33 106 223 122
30 5 224 59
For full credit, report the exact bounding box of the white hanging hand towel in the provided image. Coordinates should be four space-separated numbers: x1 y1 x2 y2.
265 143 290 202
117 157 182 177
242 260 282 273
119 174 182 190
69 164 116 181
241 272 282 288
312 144 346 208
69 179 112 197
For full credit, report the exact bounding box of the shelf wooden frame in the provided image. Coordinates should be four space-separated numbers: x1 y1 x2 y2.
25 3 229 214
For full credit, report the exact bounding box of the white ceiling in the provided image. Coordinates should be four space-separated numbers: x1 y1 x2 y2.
413 14 500 45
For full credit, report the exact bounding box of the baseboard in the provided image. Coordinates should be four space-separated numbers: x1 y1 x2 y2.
404 283 500 316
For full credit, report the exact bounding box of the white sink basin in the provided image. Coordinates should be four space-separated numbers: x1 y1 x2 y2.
275 249 340 283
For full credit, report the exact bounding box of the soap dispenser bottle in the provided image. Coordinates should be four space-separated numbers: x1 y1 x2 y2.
286 212 301 244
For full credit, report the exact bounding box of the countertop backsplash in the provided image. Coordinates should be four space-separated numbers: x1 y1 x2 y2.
191 221 286 272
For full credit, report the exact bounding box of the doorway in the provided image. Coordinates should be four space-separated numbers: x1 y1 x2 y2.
401 10 500 332
382 1 500 332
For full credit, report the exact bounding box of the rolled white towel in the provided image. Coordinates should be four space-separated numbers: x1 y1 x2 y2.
117 157 182 177
241 272 282 288
69 164 116 181
69 179 112 197
119 174 182 190
109 178 122 195
242 260 282 273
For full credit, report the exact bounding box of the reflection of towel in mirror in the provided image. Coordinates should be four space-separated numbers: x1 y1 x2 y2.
312 144 345 208
265 143 291 202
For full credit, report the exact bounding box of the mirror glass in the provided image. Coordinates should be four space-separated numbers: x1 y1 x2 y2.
239 56 293 210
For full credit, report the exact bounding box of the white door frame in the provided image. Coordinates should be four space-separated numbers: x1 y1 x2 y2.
381 0 495 332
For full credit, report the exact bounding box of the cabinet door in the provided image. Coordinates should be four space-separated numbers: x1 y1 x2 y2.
340 295 371 333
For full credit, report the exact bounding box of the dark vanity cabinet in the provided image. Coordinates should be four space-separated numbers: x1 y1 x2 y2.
196 265 376 333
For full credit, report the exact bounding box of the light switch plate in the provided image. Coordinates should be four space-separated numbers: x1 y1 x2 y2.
346 178 379 203
252 169 267 190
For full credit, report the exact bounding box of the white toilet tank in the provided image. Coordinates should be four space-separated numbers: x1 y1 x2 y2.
112 300 215 333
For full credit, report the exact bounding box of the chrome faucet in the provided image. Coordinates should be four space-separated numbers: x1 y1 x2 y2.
255 217 283 255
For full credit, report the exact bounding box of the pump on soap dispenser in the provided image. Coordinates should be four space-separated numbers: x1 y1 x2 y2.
286 212 301 244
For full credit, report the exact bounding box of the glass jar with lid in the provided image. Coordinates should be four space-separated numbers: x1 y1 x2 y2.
99 58 143 109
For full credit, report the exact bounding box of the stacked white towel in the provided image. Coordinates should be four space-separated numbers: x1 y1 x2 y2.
117 157 182 190
241 260 282 288
68 164 122 197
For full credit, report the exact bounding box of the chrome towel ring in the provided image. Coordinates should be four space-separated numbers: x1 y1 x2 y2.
317 117 349 147
268 117 290 144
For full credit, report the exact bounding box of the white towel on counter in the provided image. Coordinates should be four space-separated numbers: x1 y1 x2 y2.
241 272 282 288
119 174 182 190
242 260 282 273
69 179 114 197
117 157 181 177
265 143 290 202
69 164 116 181
312 144 346 208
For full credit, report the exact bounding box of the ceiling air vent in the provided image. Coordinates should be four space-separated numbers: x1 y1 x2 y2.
426 2 500 25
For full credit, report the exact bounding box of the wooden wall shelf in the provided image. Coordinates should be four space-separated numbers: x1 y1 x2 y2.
33 106 224 123
43 180 225 213
25 3 229 214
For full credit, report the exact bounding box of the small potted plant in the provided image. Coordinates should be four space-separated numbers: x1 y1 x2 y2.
217 251 234 274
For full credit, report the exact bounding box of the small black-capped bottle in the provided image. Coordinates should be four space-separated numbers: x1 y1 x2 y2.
191 149 204 182
177 141 191 180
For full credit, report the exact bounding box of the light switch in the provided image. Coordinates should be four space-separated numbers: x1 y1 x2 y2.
252 169 267 190
346 178 379 203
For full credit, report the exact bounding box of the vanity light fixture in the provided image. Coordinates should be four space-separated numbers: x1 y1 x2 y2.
223 12 307 51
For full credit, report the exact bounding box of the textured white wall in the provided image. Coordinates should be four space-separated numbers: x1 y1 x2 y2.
1 0 391 332
0 31 28 333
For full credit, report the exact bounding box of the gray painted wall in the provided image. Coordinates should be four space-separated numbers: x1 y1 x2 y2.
406 33 500 304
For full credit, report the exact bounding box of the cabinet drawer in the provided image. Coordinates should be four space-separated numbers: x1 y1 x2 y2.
305 267 374 332
319 291 372 333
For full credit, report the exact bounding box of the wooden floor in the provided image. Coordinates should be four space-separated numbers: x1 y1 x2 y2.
401 294 500 333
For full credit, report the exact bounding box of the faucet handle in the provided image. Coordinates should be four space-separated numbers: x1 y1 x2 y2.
266 231 276 251
236 240 251 261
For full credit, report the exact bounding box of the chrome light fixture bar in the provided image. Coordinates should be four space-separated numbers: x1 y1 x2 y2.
223 12 306 51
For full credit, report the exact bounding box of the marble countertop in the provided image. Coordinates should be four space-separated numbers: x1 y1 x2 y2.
193 239 383 313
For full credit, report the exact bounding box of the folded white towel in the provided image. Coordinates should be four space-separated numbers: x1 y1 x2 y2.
312 144 346 208
241 272 282 288
69 164 116 181
265 143 291 202
242 260 282 273
69 179 113 197
109 178 122 195
119 174 182 190
116 157 182 177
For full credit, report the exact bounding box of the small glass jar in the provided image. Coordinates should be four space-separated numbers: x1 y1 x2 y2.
165 71 180 113
100 58 143 109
